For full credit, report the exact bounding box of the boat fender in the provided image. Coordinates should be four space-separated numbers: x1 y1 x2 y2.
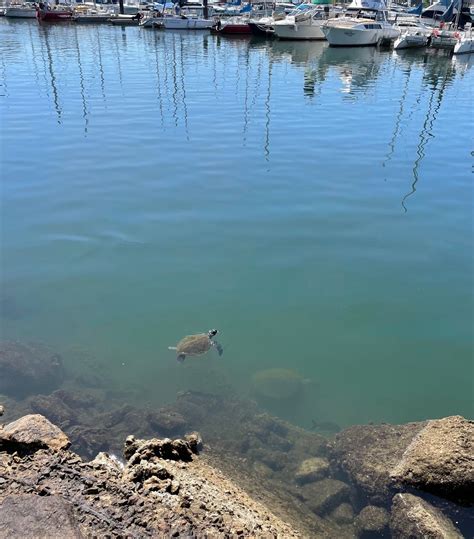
454 31 460 39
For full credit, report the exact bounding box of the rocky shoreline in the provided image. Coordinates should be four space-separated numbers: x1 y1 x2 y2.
1 339 473 537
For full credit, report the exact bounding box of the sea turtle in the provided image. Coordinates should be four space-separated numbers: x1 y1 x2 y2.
251 368 311 400
168 329 223 363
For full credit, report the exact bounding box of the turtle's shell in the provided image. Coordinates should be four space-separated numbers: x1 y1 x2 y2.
251 368 305 400
176 334 212 356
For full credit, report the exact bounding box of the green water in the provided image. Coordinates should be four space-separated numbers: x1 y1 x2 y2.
1 20 473 429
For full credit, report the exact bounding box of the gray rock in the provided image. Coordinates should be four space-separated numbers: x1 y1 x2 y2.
0 341 64 397
390 416 474 504
329 502 355 525
295 457 330 484
0 495 82 539
2 414 70 451
301 478 351 515
332 421 426 502
390 493 463 538
355 505 389 537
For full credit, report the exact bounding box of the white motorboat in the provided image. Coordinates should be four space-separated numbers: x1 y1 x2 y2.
453 23 474 54
4 3 36 17
393 17 431 49
322 0 399 47
162 15 213 29
161 3 213 29
273 6 338 40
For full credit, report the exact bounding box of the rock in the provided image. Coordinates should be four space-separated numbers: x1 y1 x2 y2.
2 414 70 451
91 452 124 472
28 394 76 428
332 421 426 502
390 493 463 538
295 457 330 484
328 502 354 525
184 432 203 454
390 416 474 504
0 341 64 397
355 505 389 537
0 495 82 539
300 478 351 515
0 405 4 417
147 407 187 435
124 436 195 464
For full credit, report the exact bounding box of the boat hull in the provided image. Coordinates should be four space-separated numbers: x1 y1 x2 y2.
453 36 474 54
73 14 111 23
5 7 36 18
213 23 252 34
162 17 213 30
394 32 429 49
274 21 325 40
36 8 72 21
323 25 398 47
248 21 273 37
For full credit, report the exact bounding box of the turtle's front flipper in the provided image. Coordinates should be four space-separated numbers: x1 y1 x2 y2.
177 353 186 363
213 341 223 356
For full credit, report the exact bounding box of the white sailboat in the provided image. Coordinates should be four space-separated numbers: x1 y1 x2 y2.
322 0 400 47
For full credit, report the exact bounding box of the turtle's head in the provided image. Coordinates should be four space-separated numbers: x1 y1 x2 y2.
208 329 218 338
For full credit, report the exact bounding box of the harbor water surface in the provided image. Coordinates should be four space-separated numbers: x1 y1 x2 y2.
1 19 472 429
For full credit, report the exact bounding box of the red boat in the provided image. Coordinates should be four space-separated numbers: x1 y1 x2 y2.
36 7 73 21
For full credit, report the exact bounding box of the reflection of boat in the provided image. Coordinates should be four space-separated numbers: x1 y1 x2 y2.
323 0 399 47
393 18 431 49
273 6 336 40
453 23 474 53
5 4 36 17
36 6 73 21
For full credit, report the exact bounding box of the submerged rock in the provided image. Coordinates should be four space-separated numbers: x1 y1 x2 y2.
332 421 426 503
295 457 330 484
354 505 390 538
1 414 70 452
390 493 463 538
328 503 355 525
0 495 82 539
28 394 77 429
390 416 474 505
251 368 310 400
147 407 187 435
0 341 64 397
300 478 351 515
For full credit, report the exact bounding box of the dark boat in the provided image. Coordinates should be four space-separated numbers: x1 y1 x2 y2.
36 6 73 21
248 20 274 37
211 19 252 34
